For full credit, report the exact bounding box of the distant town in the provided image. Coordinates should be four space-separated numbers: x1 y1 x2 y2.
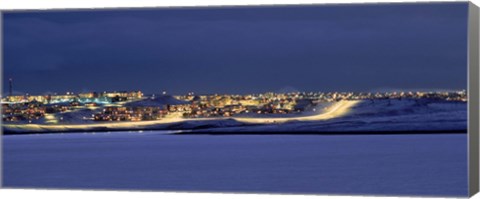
1 85 467 124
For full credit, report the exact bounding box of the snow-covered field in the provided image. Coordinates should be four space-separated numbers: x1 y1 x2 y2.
3 133 468 196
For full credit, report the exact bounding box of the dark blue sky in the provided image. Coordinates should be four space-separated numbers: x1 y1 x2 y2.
3 2 468 95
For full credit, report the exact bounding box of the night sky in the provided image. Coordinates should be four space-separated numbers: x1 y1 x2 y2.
3 2 468 95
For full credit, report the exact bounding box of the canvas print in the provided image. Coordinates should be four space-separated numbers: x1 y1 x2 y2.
1 2 471 197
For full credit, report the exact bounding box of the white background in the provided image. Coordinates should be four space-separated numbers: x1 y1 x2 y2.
0 0 479 199
0 0 479 10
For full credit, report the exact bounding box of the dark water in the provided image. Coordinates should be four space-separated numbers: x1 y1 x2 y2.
2 132 468 196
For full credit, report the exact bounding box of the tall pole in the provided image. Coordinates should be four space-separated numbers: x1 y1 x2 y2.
9 78 13 96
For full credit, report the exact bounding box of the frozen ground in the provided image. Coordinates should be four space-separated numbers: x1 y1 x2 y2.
3 132 468 196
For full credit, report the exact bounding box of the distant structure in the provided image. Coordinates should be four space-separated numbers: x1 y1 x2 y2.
8 78 13 96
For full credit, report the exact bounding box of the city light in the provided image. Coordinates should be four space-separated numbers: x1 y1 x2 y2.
1 90 467 132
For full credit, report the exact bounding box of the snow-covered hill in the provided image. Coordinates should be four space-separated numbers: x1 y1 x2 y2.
124 95 189 107
191 99 467 133
3 99 467 134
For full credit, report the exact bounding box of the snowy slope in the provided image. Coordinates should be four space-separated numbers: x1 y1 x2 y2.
124 95 189 107
191 99 467 133
3 99 467 134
